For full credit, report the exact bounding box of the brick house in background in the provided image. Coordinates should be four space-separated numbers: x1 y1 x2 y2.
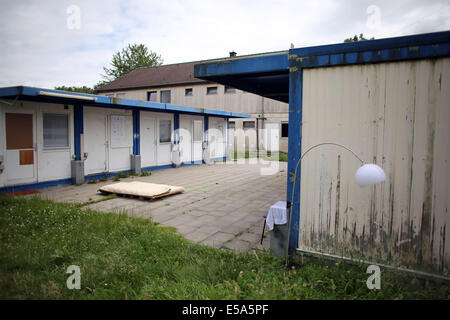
95 51 290 154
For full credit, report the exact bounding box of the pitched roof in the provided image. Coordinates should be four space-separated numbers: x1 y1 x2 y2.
95 50 288 93
95 61 207 92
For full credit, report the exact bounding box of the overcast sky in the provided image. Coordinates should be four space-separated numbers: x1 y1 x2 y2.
1 0 449 89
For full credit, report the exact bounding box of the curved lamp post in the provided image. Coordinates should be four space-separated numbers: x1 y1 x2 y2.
284 142 386 266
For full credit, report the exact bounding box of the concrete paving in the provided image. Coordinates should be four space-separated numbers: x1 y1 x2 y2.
36 159 287 253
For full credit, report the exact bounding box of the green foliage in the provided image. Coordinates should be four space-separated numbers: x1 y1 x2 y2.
54 86 94 94
344 33 375 43
0 196 448 300
102 44 163 82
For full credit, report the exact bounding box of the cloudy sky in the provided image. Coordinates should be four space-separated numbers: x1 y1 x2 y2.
1 0 449 89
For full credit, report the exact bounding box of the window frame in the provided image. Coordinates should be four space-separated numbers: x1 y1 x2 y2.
42 113 70 149
160 90 171 103
159 119 172 144
185 88 193 96
281 122 289 139
147 91 158 102
224 86 236 94
243 121 255 129
206 86 218 95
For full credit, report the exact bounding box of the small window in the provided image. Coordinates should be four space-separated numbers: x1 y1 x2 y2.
243 121 255 129
229 121 235 129
224 86 236 94
43 114 69 148
116 93 126 99
159 119 171 143
160 90 171 103
281 122 289 138
147 91 157 102
185 88 193 96
207 86 217 95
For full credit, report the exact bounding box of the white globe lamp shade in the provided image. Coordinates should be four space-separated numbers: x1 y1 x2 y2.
355 164 386 187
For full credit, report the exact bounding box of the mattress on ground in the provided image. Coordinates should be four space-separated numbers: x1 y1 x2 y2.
99 181 185 199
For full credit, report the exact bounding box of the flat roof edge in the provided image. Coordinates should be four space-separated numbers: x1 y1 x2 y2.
290 30 450 57
194 53 289 78
0 86 250 118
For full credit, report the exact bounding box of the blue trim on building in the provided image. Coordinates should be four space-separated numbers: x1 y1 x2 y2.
194 53 289 77
0 178 73 194
0 86 249 119
132 109 140 155
73 104 84 160
290 30 450 58
230 112 251 119
166 103 203 114
286 68 303 255
141 164 174 172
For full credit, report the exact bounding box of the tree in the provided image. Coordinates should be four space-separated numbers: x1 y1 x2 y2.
344 33 375 43
54 85 94 94
101 43 163 82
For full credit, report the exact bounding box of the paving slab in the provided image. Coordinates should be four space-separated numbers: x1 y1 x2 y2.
36 161 287 253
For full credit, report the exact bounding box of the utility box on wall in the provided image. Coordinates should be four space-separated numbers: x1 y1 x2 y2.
71 160 84 185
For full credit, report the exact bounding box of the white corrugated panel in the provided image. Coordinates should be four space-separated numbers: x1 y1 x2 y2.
299 58 450 275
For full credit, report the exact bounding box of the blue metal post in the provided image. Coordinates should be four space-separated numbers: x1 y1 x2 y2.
74 104 84 160
286 65 303 254
173 113 180 144
132 109 140 155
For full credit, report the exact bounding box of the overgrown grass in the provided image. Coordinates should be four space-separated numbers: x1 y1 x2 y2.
0 196 448 300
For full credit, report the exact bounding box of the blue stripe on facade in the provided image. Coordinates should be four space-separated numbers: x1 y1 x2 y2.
0 178 73 194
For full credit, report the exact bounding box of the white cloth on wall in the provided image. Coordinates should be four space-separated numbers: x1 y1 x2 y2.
265 200 287 230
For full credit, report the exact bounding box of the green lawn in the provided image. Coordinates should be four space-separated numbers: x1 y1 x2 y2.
232 151 288 162
0 196 448 299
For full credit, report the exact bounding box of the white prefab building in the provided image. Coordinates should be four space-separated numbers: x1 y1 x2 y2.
0 86 248 193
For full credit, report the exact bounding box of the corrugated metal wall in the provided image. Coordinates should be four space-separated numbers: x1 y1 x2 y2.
299 57 450 275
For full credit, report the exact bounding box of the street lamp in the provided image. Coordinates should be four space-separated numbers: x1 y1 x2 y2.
284 142 386 266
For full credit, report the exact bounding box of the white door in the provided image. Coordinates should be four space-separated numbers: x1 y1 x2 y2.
140 113 157 167
264 123 279 152
84 109 108 174
180 118 192 163
4 112 37 184
193 120 203 162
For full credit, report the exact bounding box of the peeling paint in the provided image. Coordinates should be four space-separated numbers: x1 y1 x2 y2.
298 58 450 276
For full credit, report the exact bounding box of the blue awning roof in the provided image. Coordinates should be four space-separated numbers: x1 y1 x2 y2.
0 86 250 119
194 31 450 104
